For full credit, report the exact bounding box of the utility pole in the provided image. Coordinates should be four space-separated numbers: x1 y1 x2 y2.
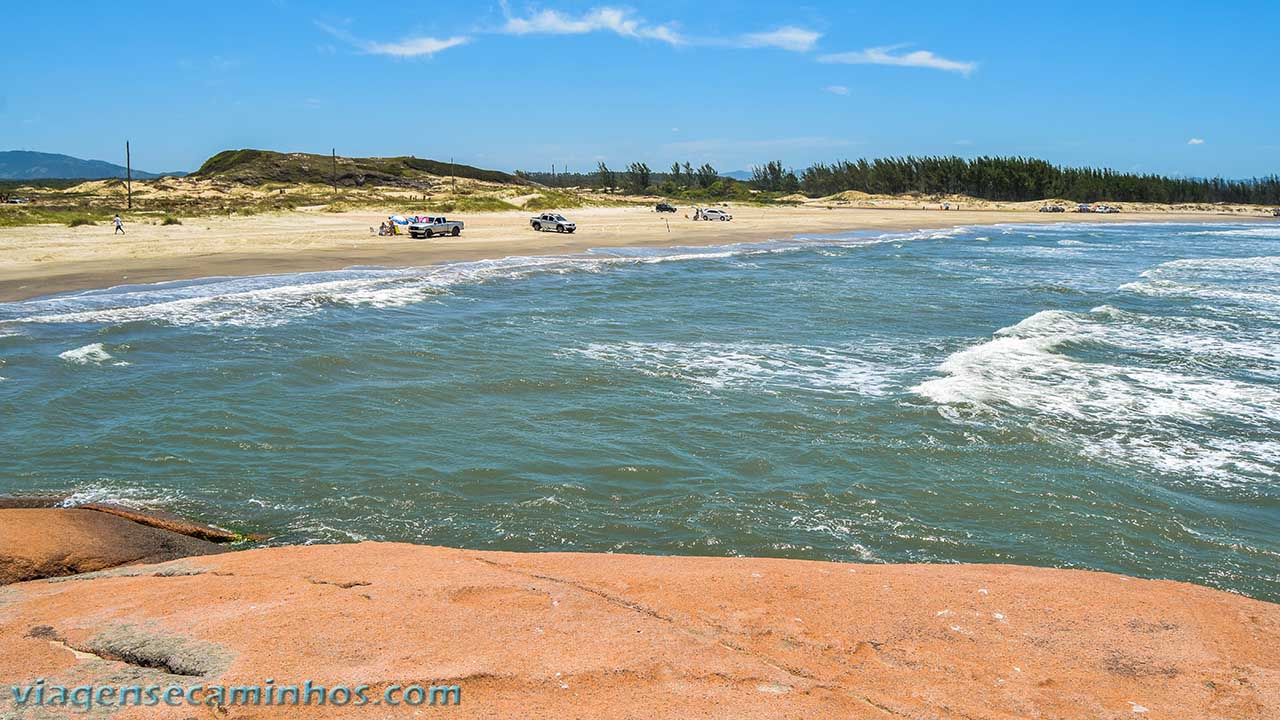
331 148 337 198
450 157 456 193
125 141 132 210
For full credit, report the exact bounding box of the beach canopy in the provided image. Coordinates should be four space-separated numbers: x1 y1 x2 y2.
389 215 409 224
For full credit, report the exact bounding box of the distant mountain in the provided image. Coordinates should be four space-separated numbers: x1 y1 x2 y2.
0 151 184 180
721 170 754 181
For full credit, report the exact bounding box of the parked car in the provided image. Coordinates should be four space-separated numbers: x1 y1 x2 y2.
1272 208 1280 217
694 207 732 221
530 213 576 233
408 216 464 238
655 202 677 213
1039 205 1066 213
1077 203 1093 213
1093 205 1121 214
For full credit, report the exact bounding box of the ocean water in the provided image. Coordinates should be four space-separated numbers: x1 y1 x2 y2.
1 222 1277 601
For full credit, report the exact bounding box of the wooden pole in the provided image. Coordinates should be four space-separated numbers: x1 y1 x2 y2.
126 141 132 209
450 157 456 192
331 148 337 197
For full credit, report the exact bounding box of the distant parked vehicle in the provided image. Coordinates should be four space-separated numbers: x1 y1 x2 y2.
1039 205 1066 213
530 212 576 233
3 197 29 205
1093 205 1121 214
694 207 732 221
1077 203 1093 213
1272 208 1280 217
655 202 677 213
408 216 464 238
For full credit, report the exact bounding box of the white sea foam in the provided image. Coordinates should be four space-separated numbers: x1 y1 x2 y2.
58 342 114 365
57 482 186 510
1113 255 1280 325
914 299 1280 484
1182 226 1280 239
575 341 912 396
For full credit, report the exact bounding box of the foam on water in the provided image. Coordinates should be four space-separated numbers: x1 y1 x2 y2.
58 343 115 365
576 341 910 396
915 244 1280 486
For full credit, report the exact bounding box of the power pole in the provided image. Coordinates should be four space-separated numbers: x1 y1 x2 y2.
331 148 337 198
450 157 456 193
125 141 132 210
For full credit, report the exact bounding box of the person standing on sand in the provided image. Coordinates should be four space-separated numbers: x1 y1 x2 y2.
113 214 125 234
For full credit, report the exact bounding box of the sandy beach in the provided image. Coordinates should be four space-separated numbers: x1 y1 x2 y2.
2 204 1274 302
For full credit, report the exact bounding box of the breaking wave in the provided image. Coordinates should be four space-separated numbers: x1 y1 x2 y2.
915 250 1280 486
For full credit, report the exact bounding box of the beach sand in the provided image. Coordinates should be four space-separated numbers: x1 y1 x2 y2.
1 204 1274 301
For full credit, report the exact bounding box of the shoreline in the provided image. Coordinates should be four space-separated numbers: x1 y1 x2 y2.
3 205 1275 303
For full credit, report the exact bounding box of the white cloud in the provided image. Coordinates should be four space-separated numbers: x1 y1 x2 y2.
739 26 821 52
500 4 683 45
316 21 468 58
825 85 850 96
364 36 469 57
954 139 974 146
819 45 976 75
1187 137 1206 145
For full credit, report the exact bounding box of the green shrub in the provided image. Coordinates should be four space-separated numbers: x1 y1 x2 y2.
522 191 586 211
68 217 94 227
161 216 182 225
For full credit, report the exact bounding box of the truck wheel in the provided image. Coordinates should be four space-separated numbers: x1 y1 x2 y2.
422 229 433 238
533 222 541 231
556 224 564 233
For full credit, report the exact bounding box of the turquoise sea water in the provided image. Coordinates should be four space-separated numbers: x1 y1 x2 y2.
1 222 1277 601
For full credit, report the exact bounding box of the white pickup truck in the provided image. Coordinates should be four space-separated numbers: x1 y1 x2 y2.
408 217 464 238
530 213 576 233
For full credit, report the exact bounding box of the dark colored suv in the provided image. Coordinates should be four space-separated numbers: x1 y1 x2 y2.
655 202 677 213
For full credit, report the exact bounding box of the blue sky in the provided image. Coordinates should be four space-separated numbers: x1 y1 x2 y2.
3 1 1277 177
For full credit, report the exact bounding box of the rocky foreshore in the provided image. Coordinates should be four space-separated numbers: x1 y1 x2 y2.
1 507 1276 718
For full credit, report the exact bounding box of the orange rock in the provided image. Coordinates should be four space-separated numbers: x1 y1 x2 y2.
78 503 241 543
0 508 229 585
0 542 1275 718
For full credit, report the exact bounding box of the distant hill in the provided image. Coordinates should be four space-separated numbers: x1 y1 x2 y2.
721 170 754 181
0 150 182 180
192 149 531 187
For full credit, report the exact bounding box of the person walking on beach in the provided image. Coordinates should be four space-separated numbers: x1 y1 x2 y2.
113 214 125 234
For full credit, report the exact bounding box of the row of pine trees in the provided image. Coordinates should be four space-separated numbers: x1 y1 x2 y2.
793 156 1280 204
518 156 1280 205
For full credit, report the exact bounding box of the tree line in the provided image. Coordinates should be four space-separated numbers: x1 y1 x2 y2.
796 156 1280 205
518 156 1280 205
517 161 748 199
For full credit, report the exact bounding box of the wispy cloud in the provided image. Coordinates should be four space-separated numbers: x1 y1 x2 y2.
499 3 683 45
317 21 468 58
364 36 469 57
739 26 821 52
1187 137 1206 145
819 45 976 75
824 85 850 96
